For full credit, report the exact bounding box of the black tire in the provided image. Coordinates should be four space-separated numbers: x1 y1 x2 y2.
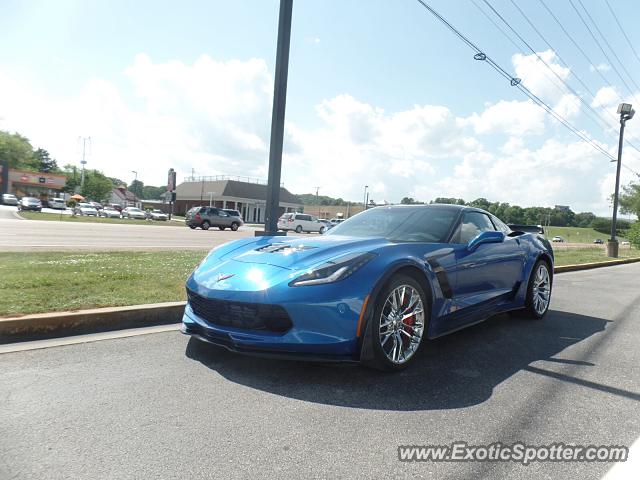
219 226 226 230
319 226 326 234
201 221 210 230
364 274 428 372
295 225 302 233
189 225 196 229
230 222 239 231
520 259 552 319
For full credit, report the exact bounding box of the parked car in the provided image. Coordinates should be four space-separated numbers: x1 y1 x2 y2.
89 201 104 210
107 203 123 212
277 213 327 233
551 236 564 243
223 209 244 222
47 198 67 210
329 217 345 227
99 207 122 218
1 193 18 206
121 207 147 220
74 202 98 216
621 241 630 247
17 197 42 212
149 209 168 221
593 238 604 244
183 204 554 371
185 206 243 231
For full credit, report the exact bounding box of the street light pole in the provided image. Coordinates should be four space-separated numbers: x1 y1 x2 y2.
259 0 293 237
363 185 368 211
608 103 635 258
315 186 320 217
131 170 138 206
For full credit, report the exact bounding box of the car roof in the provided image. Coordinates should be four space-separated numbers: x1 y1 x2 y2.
370 203 491 215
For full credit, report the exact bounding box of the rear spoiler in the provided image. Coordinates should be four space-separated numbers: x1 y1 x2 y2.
507 224 545 234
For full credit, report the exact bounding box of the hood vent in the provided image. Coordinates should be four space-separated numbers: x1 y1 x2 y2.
256 243 317 254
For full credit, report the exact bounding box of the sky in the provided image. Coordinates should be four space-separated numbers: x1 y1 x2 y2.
1 0 640 215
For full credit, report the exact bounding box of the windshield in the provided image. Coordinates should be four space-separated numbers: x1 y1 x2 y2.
325 206 459 243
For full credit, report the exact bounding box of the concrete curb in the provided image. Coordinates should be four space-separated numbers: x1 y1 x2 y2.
2 257 639 344
12 210 25 220
0 301 186 344
554 256 640 273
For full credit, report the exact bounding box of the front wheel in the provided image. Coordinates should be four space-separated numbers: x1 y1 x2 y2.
522 260 552 319
319 226 326 234
365 274 428 372
295 225 302 233
230 222 239 231
201 221 210 230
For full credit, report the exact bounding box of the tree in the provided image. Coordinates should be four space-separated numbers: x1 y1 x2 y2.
141 185 167 200
574 212 597 228
81 170 113 202
619 180 640 218
627 221 640 248
0 130 34 169
400 197 416 204
31 148 59 173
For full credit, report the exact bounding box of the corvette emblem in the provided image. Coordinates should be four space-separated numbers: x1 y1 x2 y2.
215 273 235 283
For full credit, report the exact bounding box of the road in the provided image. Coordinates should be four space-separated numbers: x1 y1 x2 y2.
1 263 639 479
0 205 290 252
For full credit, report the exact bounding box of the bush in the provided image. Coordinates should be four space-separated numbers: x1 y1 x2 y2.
627 222 640 248
591 217 630 236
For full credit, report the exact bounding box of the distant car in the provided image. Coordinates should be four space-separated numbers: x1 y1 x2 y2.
277 213 326 233
621 241 630 247
89 201 103 210
107 203 123 212
74 202 98 216
149 209 168 221
99 207 121 218
121 207 147 220
185 206 243 231
47 198 67 210
223 209 244 222
17 197 42 212
593 238 604 244
551 236 564 243
2 193 18 206
329 217 345 226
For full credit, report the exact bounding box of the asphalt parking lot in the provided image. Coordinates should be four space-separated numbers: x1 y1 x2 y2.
1 263 638 479
0 205 308 251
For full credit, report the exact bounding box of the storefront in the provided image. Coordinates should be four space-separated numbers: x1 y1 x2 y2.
6 169 67 200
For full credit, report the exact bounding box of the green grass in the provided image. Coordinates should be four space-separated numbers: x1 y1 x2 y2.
0 251 207 317
18 211 182 226
553 247 640 266
544 226 625 243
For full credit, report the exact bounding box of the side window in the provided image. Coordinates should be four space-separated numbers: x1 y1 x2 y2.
491 215 511 235
455 212 496 243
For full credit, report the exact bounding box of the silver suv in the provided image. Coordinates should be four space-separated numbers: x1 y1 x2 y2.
186 206 243 231
278 213 326 234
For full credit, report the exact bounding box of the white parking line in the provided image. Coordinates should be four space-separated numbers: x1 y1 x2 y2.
0 323 182 354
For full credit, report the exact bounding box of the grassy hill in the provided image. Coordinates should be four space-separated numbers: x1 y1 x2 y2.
543 226 626 243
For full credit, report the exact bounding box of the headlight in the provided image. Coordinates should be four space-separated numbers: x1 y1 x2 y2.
289 252 377 287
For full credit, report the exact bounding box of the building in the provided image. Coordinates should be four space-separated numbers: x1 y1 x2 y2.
175 175 302 222
109 186 141 208
0 166 66 199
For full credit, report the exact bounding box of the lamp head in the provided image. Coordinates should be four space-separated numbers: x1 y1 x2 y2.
617 103 633 115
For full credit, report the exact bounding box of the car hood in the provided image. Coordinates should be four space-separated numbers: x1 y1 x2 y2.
215 235 393 271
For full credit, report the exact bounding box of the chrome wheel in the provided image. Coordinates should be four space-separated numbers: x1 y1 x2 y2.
532 264 551 315
378 285 425 364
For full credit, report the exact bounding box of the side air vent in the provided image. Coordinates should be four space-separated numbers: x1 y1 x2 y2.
256 243 317 254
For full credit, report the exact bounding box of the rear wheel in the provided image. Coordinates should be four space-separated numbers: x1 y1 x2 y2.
319 226 326 234
522 260 552 319
366 274 427 372
201 221 210 230
295 225 302 233
189 225 196 229
231 222 239 231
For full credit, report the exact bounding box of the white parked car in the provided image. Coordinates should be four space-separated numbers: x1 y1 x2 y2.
121 207 147 220
74 202 98 216
2 193 18 206
149 209 168 221
47 198 67 210
99 207 122 218
277 213 327 233
551 236 564 243
621 241 630 247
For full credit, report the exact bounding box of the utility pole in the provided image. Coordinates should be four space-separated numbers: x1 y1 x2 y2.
79 137 91 190
363 185 368 211
131 170 138 206
315 186 320 217
259 0 293 237
608 103 635 258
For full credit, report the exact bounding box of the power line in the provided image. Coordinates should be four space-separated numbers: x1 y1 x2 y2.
413 0 615 161
576 0 640 94
568 0 635 97
604 0 640 68
470 0 522 52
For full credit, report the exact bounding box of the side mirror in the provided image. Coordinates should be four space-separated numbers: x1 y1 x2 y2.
467 231 505 251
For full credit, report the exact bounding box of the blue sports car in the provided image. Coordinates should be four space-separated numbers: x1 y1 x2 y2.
182 204 553 371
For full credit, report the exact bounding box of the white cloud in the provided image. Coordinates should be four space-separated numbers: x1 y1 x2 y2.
461 99 546 136
592 86 619 109
590 63 611 73
512 50 570 102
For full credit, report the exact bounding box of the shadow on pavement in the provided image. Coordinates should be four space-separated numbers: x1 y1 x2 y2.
185 310 608 411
